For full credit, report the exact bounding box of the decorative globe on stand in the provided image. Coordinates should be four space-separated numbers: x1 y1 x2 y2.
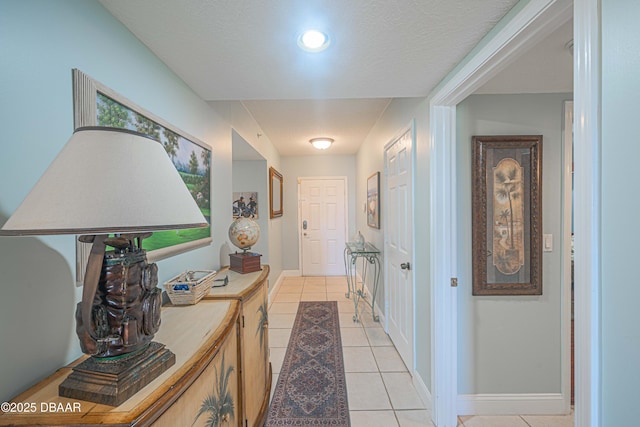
228 217 260 252
228 217 262 274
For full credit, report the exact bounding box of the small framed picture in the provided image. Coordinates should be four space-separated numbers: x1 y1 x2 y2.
233 192 258 219
367 172 380 229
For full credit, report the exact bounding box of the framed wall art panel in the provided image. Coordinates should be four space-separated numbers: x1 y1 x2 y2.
471 135 542 296
367 172 380 229
72 69 212 263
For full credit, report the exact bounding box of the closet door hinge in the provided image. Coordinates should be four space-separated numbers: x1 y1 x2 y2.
451 278 458 287
242 315 245 328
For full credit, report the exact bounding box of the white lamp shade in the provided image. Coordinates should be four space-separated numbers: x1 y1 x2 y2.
0 127 208 236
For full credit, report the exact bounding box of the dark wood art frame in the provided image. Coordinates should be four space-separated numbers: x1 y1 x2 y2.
472 135 542 296
269 167 283 218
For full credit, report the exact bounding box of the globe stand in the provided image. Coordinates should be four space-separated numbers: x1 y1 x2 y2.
228 217 262 274
229 251 262 274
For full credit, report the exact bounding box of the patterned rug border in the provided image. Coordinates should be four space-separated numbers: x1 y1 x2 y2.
266 301 350 426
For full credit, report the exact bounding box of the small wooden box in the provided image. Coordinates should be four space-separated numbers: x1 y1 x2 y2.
229 252 262 274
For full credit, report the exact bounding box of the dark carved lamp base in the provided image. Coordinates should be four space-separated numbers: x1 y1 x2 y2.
59 342 175 406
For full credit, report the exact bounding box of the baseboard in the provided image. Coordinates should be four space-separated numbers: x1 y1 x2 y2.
413 370 432 410
268 270 301 306
269 270 300 307
362 279 385 325
282 269 301 277
457 393 569 416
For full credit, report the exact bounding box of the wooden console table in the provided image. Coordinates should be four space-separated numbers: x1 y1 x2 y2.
0 267 271 427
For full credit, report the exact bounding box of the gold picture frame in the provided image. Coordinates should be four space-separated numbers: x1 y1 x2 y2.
472 135 542 296
269 167 283 218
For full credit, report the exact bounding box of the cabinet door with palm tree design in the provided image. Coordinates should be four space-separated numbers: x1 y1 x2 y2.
152 322 241 427
241 282 269 426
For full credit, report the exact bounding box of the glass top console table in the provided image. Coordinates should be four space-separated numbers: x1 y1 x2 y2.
344 241 381 322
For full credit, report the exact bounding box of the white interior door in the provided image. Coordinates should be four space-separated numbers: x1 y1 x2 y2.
384 127 414 371
300 177 347 276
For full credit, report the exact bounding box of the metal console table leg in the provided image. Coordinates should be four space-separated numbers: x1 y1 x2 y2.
344 241 381 323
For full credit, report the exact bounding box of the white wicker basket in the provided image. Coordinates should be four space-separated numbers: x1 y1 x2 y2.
163 270 216 305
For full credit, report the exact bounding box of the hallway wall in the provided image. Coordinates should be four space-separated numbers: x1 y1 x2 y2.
0 0 280 402
601 0 640 422
456 93 571 398
356 97 432 397
280 155 357 272
232 160 269 258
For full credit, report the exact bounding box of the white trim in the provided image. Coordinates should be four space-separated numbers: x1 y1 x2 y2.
268 269 299 306
457 394 566 416
429 104 457 427
413 370 433 410
297 176 349 277
573 0 601 425
561 100 574 415
428 1 574 425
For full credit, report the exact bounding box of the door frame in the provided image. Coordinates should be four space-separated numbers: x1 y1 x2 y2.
383 121 416 372
297 176 349 276
562 100 573 408
427 0 598 425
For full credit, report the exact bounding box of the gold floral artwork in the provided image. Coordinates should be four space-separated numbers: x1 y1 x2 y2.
492 158 524 275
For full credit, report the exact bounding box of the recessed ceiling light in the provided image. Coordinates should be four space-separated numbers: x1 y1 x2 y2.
298 30 330 52
310 137 334 150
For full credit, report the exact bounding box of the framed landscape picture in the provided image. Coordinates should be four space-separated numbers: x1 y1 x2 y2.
471 135 542 296
72 69 212 262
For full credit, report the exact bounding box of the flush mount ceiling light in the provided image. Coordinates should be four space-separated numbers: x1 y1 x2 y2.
298 29 330 52
310 137 334 150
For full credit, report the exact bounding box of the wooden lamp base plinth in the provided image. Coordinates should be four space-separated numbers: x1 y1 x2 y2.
59 341 175 406
229 252 262 274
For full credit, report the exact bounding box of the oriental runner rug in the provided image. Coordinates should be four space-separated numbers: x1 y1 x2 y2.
266 301 350 426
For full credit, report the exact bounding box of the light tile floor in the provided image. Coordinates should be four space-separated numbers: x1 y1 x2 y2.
268 276 574 427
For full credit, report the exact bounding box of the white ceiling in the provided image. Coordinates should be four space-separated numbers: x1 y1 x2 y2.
99 0 571 157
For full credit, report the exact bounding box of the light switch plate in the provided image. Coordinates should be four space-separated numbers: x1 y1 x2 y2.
543 234 553 252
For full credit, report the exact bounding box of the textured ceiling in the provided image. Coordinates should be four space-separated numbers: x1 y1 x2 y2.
99 0 564 156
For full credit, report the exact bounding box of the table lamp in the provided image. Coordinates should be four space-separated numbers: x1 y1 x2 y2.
0 127 208 406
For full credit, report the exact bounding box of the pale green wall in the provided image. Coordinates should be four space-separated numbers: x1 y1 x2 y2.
456 93 571 394
280 155 357 272
601 0 640 423
232 160 269 258
208 101 283 283
356 97 432 393
0 0 277 401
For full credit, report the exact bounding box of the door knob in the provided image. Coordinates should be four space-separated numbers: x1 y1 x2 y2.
400 262 411 270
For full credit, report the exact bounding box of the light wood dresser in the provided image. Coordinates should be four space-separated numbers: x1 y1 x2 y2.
0 267 271 427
